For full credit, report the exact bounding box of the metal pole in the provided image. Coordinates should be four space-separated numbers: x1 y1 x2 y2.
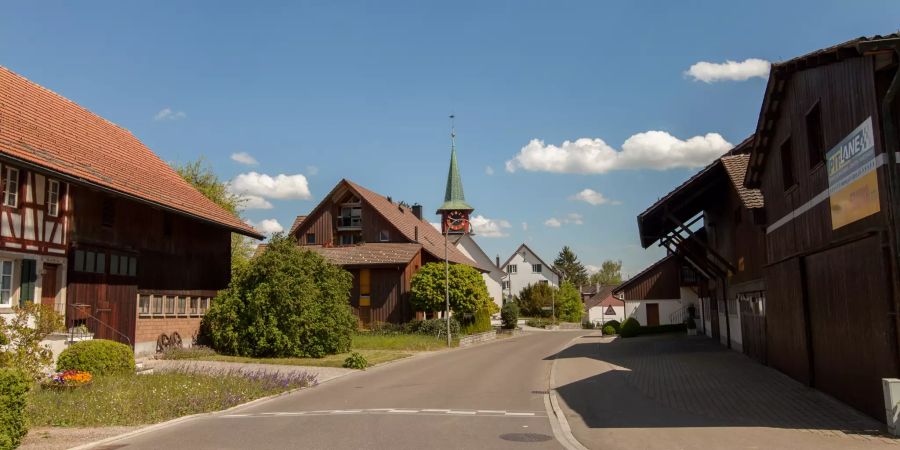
445 229 450 346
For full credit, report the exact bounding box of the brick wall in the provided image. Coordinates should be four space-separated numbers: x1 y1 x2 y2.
135 316 202 352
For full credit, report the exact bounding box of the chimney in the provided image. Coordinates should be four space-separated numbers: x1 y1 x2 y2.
496 255 500 268
412 203 423 220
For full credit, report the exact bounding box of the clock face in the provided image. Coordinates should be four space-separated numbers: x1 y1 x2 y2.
445 211 468 232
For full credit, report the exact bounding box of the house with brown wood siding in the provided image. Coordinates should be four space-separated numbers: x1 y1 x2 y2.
0 66 261 355
612 254 702 327
742 33 900 421
290 179 481 326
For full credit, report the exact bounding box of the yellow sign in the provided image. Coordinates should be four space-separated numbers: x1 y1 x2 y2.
830 170 880 229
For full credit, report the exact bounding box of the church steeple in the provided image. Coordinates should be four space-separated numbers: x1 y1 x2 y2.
437 115 473 235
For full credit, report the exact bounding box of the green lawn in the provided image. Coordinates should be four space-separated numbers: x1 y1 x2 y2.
351 333 456 351
195 349 412 368
27 370 314 427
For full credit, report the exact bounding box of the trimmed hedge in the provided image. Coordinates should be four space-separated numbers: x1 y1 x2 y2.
602 325 617 335
461 309 492 335
619 318 641 338
602 320 621 333
0 368 29 450
56 339 135 376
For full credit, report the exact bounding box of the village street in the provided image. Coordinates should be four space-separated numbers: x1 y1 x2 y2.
80 331 895 450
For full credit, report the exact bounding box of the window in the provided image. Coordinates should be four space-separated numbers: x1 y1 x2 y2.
165 296 175 315
110 254 119 275
339 233 361 245
101 198 115 227
532 264 542 273
507 264 517 274
47 180 60 217
189 297 198 315
338 205 362 228
306 233 315 245
74 250 85 272
806 102 824 168
128 256 137 277
0 261 12 307
151 295 163 315
138 295 151 316
379 230 390 242
85 252 96 273
502 280 510 290
780 138 796 190
3 167 18 207
95 253 106 274
177 296 186 315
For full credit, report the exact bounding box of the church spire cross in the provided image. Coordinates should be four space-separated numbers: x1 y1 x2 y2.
437 114 474 214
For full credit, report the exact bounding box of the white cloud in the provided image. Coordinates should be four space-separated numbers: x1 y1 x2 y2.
230 152 258 165
545 213 583 228
307 165 319 176
239 194 273 210
246 218 284 235
154 108 186 121
586 264 600 274
506 132 732 174
229 172 312 200
571 188 621 206
470 215 511 238
685 58 771 83
484 166 495 176
521 222 528 231
544 218 562 228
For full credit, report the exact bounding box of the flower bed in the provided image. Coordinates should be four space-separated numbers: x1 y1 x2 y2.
42 370 93 390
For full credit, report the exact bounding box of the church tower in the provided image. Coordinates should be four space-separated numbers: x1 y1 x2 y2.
436 115 474 235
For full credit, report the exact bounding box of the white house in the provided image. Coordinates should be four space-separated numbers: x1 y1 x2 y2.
451 234 504 310
584 286 625 325
500 243 560 301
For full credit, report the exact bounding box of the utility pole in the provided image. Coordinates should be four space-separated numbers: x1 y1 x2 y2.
445 227 450 347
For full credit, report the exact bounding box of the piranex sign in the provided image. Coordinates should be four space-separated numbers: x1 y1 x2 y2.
826 117 880 230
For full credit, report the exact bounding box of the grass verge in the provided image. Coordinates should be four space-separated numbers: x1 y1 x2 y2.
26 369 315 427
193 349 412 368
351 333 456 351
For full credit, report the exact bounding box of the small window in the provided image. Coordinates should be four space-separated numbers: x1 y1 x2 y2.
85 252 96 273
189 297 198 315
110 254 119 276
151 295 163 315
379 230 390 242
339 233 361 246
507 264 517 274
74 250 85 272
95 253 106 274
138 295 151 315
806 102 824 168
3 167 18 208
177 296 186 315
306 233 315 245
780 138 796 190
359 295 371 307
532 264 542 273
539 280 549 285
0 261 12 307
502 280 510 290
128 257 137 277
47 180 60 217
101 198 115 227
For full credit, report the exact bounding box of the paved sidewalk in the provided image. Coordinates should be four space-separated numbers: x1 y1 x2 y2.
553 333 898 449
146 359 355 383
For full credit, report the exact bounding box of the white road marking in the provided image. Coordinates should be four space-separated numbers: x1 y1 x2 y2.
505 412 536 416
476 410 506 414
421 409 451 412
389 409 419 413
448 410 477 415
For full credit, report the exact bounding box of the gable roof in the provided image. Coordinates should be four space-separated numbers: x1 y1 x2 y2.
720 153 764 209
450 233 502 273
304 243 422 267
745 33 900 187
584 285 617 309
500 243 562 278
0 67 260 238
288 215 307 236
613 253 677 295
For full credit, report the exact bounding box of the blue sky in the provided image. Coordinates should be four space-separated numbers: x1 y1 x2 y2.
2 1 898 277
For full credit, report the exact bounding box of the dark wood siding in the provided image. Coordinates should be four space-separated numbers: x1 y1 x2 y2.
621 256 680 300
765 258 810 384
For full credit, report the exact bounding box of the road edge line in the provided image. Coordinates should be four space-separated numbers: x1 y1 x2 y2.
544 333 590 450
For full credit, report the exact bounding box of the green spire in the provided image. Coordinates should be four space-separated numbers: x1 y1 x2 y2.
437 119 473 212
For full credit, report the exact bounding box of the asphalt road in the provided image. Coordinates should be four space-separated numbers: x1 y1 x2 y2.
101 331 586 450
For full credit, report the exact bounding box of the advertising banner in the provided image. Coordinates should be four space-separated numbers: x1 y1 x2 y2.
827 117 880 229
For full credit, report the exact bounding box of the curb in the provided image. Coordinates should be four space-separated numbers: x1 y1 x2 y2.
544 333 591 450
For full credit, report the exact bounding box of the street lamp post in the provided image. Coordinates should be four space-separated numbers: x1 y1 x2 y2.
444 228 450 347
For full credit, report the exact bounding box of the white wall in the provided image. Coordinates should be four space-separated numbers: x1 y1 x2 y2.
624 300 686 326
454 235 504 310
588 305 625 324
502 246 559 298
0 250 67 320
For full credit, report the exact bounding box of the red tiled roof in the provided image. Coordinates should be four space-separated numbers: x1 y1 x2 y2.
304 243 422 266
584 285 617 309
0 67 260 238
720 154 764 209
344 180 476 267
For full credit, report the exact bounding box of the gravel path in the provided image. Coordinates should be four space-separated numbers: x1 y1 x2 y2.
145 359 356 383
20 426 140 450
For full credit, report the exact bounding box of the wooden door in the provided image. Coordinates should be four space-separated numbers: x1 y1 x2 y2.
41 264 58 307
646 303 660 326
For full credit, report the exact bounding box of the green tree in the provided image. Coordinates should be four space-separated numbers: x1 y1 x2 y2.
516 282 556 317
172 158 256 270
0 303 64 379
410 263 496 316
553 246 588 288
555 281 583 322
202 234 356 358
589 259 623 286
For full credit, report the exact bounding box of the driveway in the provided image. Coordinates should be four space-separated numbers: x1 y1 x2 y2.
553 333 898 449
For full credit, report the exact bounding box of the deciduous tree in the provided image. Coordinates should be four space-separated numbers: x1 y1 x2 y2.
589 259 623 286
410 263 496 316
555 281 583 322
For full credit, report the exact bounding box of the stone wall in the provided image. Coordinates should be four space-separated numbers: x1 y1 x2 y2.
459 330 497 348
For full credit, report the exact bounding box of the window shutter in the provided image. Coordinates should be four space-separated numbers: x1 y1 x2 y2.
19 259 36 306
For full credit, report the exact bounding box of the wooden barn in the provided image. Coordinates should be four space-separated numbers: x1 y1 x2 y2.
0 67 261 354
637 138 768 361
613 254 703 327
743 34 900 420
289 179 481 326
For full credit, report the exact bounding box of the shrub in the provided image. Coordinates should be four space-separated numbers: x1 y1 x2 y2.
342 352 369 370
602 325 617 335
403 318 460 338
603 320 621 333
555 281 583 322
525 318 559 329
516 283 556 317
0 303 64 380
0 368 29 450
56 339 135 376
500 302 519 329
160 345 218 360
410 263 497 316
203 234 357 358
461 309 492 335
619 317 641 338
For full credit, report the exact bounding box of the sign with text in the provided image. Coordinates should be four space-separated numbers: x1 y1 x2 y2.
827 117 880 229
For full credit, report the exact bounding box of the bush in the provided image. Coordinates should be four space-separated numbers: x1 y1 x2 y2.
602 325 617 335
603 320 621 333
403 318 460 338
516 283 556 317
582 321 595 330
342 352 369 370
0 368 29 450
500 302 519 330
619 317 641 338
57 339 135 376
555 281 583 322
160 345 218 360
0 303 64 380
461 309 492 335
203 234 357 358
525 318 559 329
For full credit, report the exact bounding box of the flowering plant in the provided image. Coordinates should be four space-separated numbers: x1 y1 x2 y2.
47 370 92 387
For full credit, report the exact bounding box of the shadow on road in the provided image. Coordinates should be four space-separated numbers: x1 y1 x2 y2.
546 334 886 436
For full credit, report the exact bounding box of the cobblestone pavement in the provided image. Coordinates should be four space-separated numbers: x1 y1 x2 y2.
145 359 355 383
553 333 899 449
